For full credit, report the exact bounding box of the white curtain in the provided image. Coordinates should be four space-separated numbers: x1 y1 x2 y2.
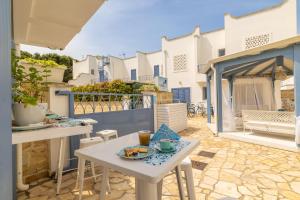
222 79 235 131
232 77 276 116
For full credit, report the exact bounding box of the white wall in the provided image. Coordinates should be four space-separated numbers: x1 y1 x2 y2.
225 0 297 54
109 56 129 80
72 55 99 81
200 29 225 64
124 57 138 80
72 57 89 79
162 27 202 103
68 73 97 86
146 51 164 77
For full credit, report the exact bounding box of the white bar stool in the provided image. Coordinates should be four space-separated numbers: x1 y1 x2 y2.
180 157 196 200
96 129 118 141
77 137 111 200
76 137 103 185
158 157 196 200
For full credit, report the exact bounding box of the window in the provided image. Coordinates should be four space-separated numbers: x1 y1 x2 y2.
131 69 137 81
91 69 95 75
154 65 160 77
218 49 225 57
202 87 207 100
173 54 187 72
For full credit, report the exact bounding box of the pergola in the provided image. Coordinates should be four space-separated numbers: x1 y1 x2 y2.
201 36 300 146
0 0 105 199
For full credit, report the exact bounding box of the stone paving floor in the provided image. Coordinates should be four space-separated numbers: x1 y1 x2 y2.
18 117 300 200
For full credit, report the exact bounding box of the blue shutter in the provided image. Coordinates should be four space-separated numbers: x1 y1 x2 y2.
171 88 190 103
131 69 137 81
99 70 105 82
154 65 160 77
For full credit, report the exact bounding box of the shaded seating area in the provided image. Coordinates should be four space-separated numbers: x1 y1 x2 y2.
202 36 300 149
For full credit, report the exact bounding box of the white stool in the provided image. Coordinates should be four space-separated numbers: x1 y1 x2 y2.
77 137 111 200
96 130 118 141
180 157 196 200
158 157 196 200
77 137 103 184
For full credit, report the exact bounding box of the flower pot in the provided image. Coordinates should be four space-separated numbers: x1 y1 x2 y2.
19 61 66 83
13 103 47 126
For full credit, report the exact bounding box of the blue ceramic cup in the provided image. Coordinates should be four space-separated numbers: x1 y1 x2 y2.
159 139 174 151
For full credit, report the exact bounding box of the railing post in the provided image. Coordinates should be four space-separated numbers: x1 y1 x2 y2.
68 92 75 118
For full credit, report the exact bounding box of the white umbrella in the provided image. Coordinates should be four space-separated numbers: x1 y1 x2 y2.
13 0 105 49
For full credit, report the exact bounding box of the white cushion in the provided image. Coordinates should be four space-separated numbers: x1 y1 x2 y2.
96 130 118 139
80 137 103 148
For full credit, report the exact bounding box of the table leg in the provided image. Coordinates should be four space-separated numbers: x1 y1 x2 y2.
56 137 67 194
135 178 158 200
78 158 86 200
100 167 109 200
16 144 29 191
175 165 185 200
157 180 163 200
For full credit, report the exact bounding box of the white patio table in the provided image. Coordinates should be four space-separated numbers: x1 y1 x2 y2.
12 124 94 194
75 132 199 200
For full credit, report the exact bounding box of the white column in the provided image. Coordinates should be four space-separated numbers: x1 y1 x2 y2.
48 84 72 173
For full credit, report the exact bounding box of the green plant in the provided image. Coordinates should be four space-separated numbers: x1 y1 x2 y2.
12 51 51 106
21 57 66 69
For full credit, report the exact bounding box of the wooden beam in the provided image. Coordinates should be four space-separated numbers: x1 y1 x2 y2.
217 47 294 72
223 58 272 78
256 62 275 75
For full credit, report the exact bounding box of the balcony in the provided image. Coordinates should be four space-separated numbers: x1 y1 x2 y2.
138 75 155 83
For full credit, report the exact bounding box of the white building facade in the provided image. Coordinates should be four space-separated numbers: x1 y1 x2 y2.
71 0 298 104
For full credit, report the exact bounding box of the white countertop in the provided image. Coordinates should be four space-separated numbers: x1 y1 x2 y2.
12 125 93 144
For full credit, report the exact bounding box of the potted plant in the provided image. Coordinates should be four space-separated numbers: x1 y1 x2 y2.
19 58 67 83
12 52 50 126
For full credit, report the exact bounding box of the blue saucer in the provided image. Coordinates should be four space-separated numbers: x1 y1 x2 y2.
155 145 176 153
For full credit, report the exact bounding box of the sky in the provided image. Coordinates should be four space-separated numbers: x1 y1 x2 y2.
21 0 283 60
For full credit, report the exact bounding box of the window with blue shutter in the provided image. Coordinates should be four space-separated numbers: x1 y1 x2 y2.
131 69 137 81
154 65 160 77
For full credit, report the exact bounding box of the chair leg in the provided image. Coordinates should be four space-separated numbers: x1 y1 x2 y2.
106 175 111 193
78 159 86 200
175 165 185 200
100 167 109 200
184 166 196 200
91 162 97 183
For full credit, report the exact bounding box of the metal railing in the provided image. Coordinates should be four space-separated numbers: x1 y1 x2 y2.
56 91 153 115
138 75 154 83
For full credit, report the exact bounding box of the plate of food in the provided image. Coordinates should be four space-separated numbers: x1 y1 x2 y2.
117 146 155 160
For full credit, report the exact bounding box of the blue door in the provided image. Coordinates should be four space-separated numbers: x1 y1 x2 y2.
172 87 191 103
154 65 160 77
99 70 108 82
131 69 137 81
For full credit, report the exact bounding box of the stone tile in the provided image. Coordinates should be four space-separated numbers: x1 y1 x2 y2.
290 181 300 194
19 117 300 200
214 181 241 198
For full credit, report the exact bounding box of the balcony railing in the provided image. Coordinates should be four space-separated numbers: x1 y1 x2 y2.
138 75 154 83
